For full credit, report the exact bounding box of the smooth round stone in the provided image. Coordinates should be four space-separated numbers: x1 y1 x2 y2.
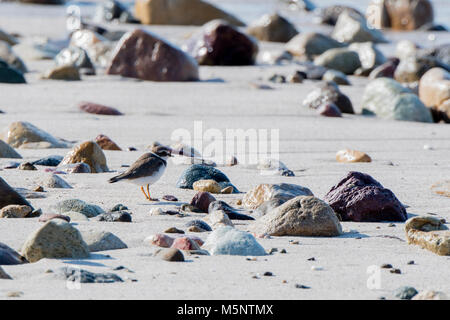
190 191 216 213
193 179 221 194
314 48 361 75
0 61 26 84
32 155 63 166
0 242 27 265
0 205 32 218
79 102 123 116
59 141 108 173
185 220 212 232
286 32 345 61
0 176 33 210
171 237 200 251
155 248 185 262
247 13 298 43
95 134 122 151
317 103 342 117
331 11 386 44
51 199 104 218
55 46 95 74
0 140 22 159
42 65 81 81
38 214 70 223
42 174 72 189
82 231 127 252
322 70 350 85
336 149 372 163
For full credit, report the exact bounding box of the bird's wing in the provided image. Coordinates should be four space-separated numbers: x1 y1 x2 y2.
111 154 166 182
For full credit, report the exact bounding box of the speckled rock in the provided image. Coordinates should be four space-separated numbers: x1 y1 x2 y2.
59 141 108 173
248 196 343 237
70 29 112 68
135 0 244 26
394 286 418 300
247 13 298 43
243 183 313 210
203 226 266 256
0 121 69 149
0 177 33 210
0 243 27 265
314 48 361 75
177 164 238 192
21 220 90 263
208 201 254 220
0 41 27 73
171 237 201 251
361 78 433 122
0 60 26 84
204 210 234 229
0 205 32 218
95 134 122 151
41 174 72 189
0 140 22 159
324 171 408 222
331 11 386 44
79 102 123 116
51 199 104 218
107 29 199 82
190 191 216 213
336 149 372 163
405 216 449 256
286 32 345 61
82 231 127 252
303 81 354 114
184 20 258 66
154 248 185 262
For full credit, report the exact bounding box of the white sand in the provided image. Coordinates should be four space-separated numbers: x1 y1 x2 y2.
0 0 449 300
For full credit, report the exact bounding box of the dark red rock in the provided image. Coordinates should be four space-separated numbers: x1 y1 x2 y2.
171 237 201 251
317 103 342 117
38 214 70 223
95 134 122 151
162 195 178 202
151 234 174 248
107 29 199 82
0 177 33 210
190 191 216 213
369 58 400 79
324 171 407 222
0 242 28 265
184 20 259 66
79 102 123 116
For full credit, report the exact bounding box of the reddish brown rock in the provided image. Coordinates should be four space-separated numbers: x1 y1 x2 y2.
184 20 258 66
190 191 216 213
149 234 174 248
79 102 123 116
95 134 122 151
324 171 407 222
106 29 199 82
171 237 201 251
317 103 342 117
369 58 400 79
38 214 70 223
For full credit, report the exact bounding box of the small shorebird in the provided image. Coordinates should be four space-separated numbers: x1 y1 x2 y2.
109 146 179 201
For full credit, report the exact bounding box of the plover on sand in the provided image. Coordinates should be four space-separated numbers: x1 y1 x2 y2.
109 146 180 201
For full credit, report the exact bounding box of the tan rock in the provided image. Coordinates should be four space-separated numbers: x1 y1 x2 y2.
419 68 450 109
95 134 121 151
431 181 450 197
412 290 448 300
248 196 342 237
286 32 346 61
242 183 313 209
0 139 21 159
0 121 69 149
204 210 233 230
135 0 244 26
405 216 450 256
336 149 372 163
42 65 80 81
247 13 298 43
59 141 108 173
220 186 234 194
193 179 221 194
0 205 32 218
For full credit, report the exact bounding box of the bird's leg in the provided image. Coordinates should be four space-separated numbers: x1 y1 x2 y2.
147 184 159 201
141 186 150 199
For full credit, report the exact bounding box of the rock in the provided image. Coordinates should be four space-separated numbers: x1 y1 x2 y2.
56 266 123 283
286 32 345 61
18 162 37 171
405 216 450 256
0 266 12 279
418 43 450 66
188 226 207 233
287 70 305 83
190 191 216 213
95 0 138 23
0 41 27 73
412 290 448 300
247 13 298 43
82 231 127 252
147 234 174 248
63 211 90 222
317 103 342 117
431 181 450 197
79 102 123 116
193 179 221 194
336 149 372 163
0 177 33 210
110 204 128 212
95 134 122 151
369 58 400 79
38 214 70 223
51 199 104 218
164 227 184 234
154 248 184 262
294 62 327 80
0 60 26 84
42 65 81 81
55 46 95 75
171 237 200 251
314 48 361 75
349 42 386 70
394 286 418 300
2 161 20 169
32 155 63 167
42 174 72 189
0 29 18 46
253 158 294 176
243 183 313 210
322 69 350 85
366 0 433 31
21 220 90 263
0 140 22 159
324 171 408 222
0 121 69 149
0 242 27 265
134 0 244 26
418 68 450 123
316 5 364 26
394 56 446 83
221 186 234 194
183 20 258 66
59 163 92 174
177 164 237 192
95 211 132 222
203 226 266 256
302 81 354 114
59 141 108 173
331 11 386 44
107 29 199 82
204 210 234 229
70 29 112 68
0 205 32 218
208 201 254 220
248 196 342 237
162 195 178 202
361 78 433 122
185 220 212 232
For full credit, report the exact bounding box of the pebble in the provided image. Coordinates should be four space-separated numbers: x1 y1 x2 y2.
51 199 104 218
162 195 178 202
0 205 32 218
82 231 128 252
295 284 311 289
394 286 418 300
164 227 185 234
154 248 185 262
56 267 123 283
390 268 402 274
95 211 132 222
79 102 123 116
311 266 324 271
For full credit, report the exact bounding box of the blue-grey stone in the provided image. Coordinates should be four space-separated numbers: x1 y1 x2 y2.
32 155 63 167
57 266 123 283
185 219 212 231
394 286 418 300
176 164 239 193
0 242 27 265
51 199 104 218
208 201 254 220
203 226 266 256
0 59 26 84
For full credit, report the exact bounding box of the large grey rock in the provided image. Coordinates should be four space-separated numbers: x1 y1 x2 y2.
0 242 27 265
248 196 342 237
42 174 72 189
51 199 104 218
0 140 22 159
82 231 127 252
362 78 433 122
0 41 27 73
0 177 33 210
21 220 90 263
331 11 387 44
285 32 345 61
314 48 361 74
242 183 313 209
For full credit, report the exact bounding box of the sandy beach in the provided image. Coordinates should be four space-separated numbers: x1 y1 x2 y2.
0 0 449 300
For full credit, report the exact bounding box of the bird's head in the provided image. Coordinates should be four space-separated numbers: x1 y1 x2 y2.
153 146 173 160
